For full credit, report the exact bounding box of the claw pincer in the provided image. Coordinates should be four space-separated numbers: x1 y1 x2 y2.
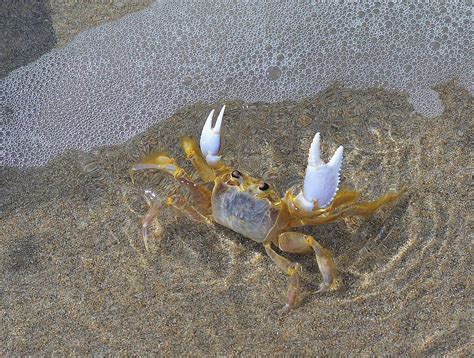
200 105 225 166
295 132 344 212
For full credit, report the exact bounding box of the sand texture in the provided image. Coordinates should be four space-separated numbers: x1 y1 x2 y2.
1 82 471 355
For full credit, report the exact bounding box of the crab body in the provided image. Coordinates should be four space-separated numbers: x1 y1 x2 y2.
131 105 403 312
211 174 283 242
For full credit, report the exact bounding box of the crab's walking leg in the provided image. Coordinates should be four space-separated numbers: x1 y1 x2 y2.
263 241 302 313
289 210 345 228
276 232 339 293
289 190 404 227
342 190 403 216
286 189 359 220
141 190 166 251
168 194 213 224
141 190 211 251
131 152 212 213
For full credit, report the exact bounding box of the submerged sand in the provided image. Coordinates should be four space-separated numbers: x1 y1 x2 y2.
1 82 471 355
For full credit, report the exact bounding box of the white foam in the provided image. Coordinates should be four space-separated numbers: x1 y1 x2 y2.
1 1 471 167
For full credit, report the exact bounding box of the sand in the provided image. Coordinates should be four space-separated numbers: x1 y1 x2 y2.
1 82 471 355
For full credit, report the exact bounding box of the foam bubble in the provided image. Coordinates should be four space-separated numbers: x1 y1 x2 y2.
1 1 472 167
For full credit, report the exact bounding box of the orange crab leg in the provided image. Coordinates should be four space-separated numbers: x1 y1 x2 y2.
285 188 359 219
131 152 212 213
141 190 211 251
180 135 231 181
263 240 302 313
328 189 360 210
276 232 339 293
180 136 217 182
288 189 404 228
341 190 403 216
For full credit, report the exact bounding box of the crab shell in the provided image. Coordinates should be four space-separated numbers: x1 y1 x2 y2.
211 173 282 242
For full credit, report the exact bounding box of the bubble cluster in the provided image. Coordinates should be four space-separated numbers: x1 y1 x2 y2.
1 1 472 167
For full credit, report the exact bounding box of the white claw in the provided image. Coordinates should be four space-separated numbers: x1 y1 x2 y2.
214 105 225 132
295 133 343 211
200 105 225 165
308 133 323 167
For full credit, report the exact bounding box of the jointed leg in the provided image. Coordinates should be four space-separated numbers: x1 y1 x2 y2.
276 232 339 293
131 152 212 213
263 241 302 313
329 189 360 211
180 136 219 182
286 189 359 221
141 190 211 251
141 189 166 251
342 190 403 216
289 210 345 228
168 194 213 224
290 189 404 228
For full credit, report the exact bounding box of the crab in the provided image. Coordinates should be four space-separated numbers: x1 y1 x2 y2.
131 106 402 312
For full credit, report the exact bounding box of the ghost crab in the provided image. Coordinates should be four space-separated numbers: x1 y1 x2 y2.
131 106 402 312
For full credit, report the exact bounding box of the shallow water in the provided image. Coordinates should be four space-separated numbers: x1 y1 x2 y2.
1 82 471 355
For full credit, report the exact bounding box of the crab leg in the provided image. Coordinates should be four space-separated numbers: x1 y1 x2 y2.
141 190 211 251
275 232 339 293
131 152 212 213
180 136 219 182
289 211 344 228
263 241 302 313
341 190 403 216
168 194 213 224
289 189 403 227
141 189 166 251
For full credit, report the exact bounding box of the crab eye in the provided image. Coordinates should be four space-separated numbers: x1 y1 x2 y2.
231 170 241 179
259 182 270 191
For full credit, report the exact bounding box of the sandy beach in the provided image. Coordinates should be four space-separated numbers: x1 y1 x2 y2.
1 82 471 355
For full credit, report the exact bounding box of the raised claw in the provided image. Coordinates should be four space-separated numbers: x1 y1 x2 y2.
295 133 343 211
200 105 225 166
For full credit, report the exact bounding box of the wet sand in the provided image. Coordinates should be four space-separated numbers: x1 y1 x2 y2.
1 82 471 355
49 0 153 48
0 0 151 77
